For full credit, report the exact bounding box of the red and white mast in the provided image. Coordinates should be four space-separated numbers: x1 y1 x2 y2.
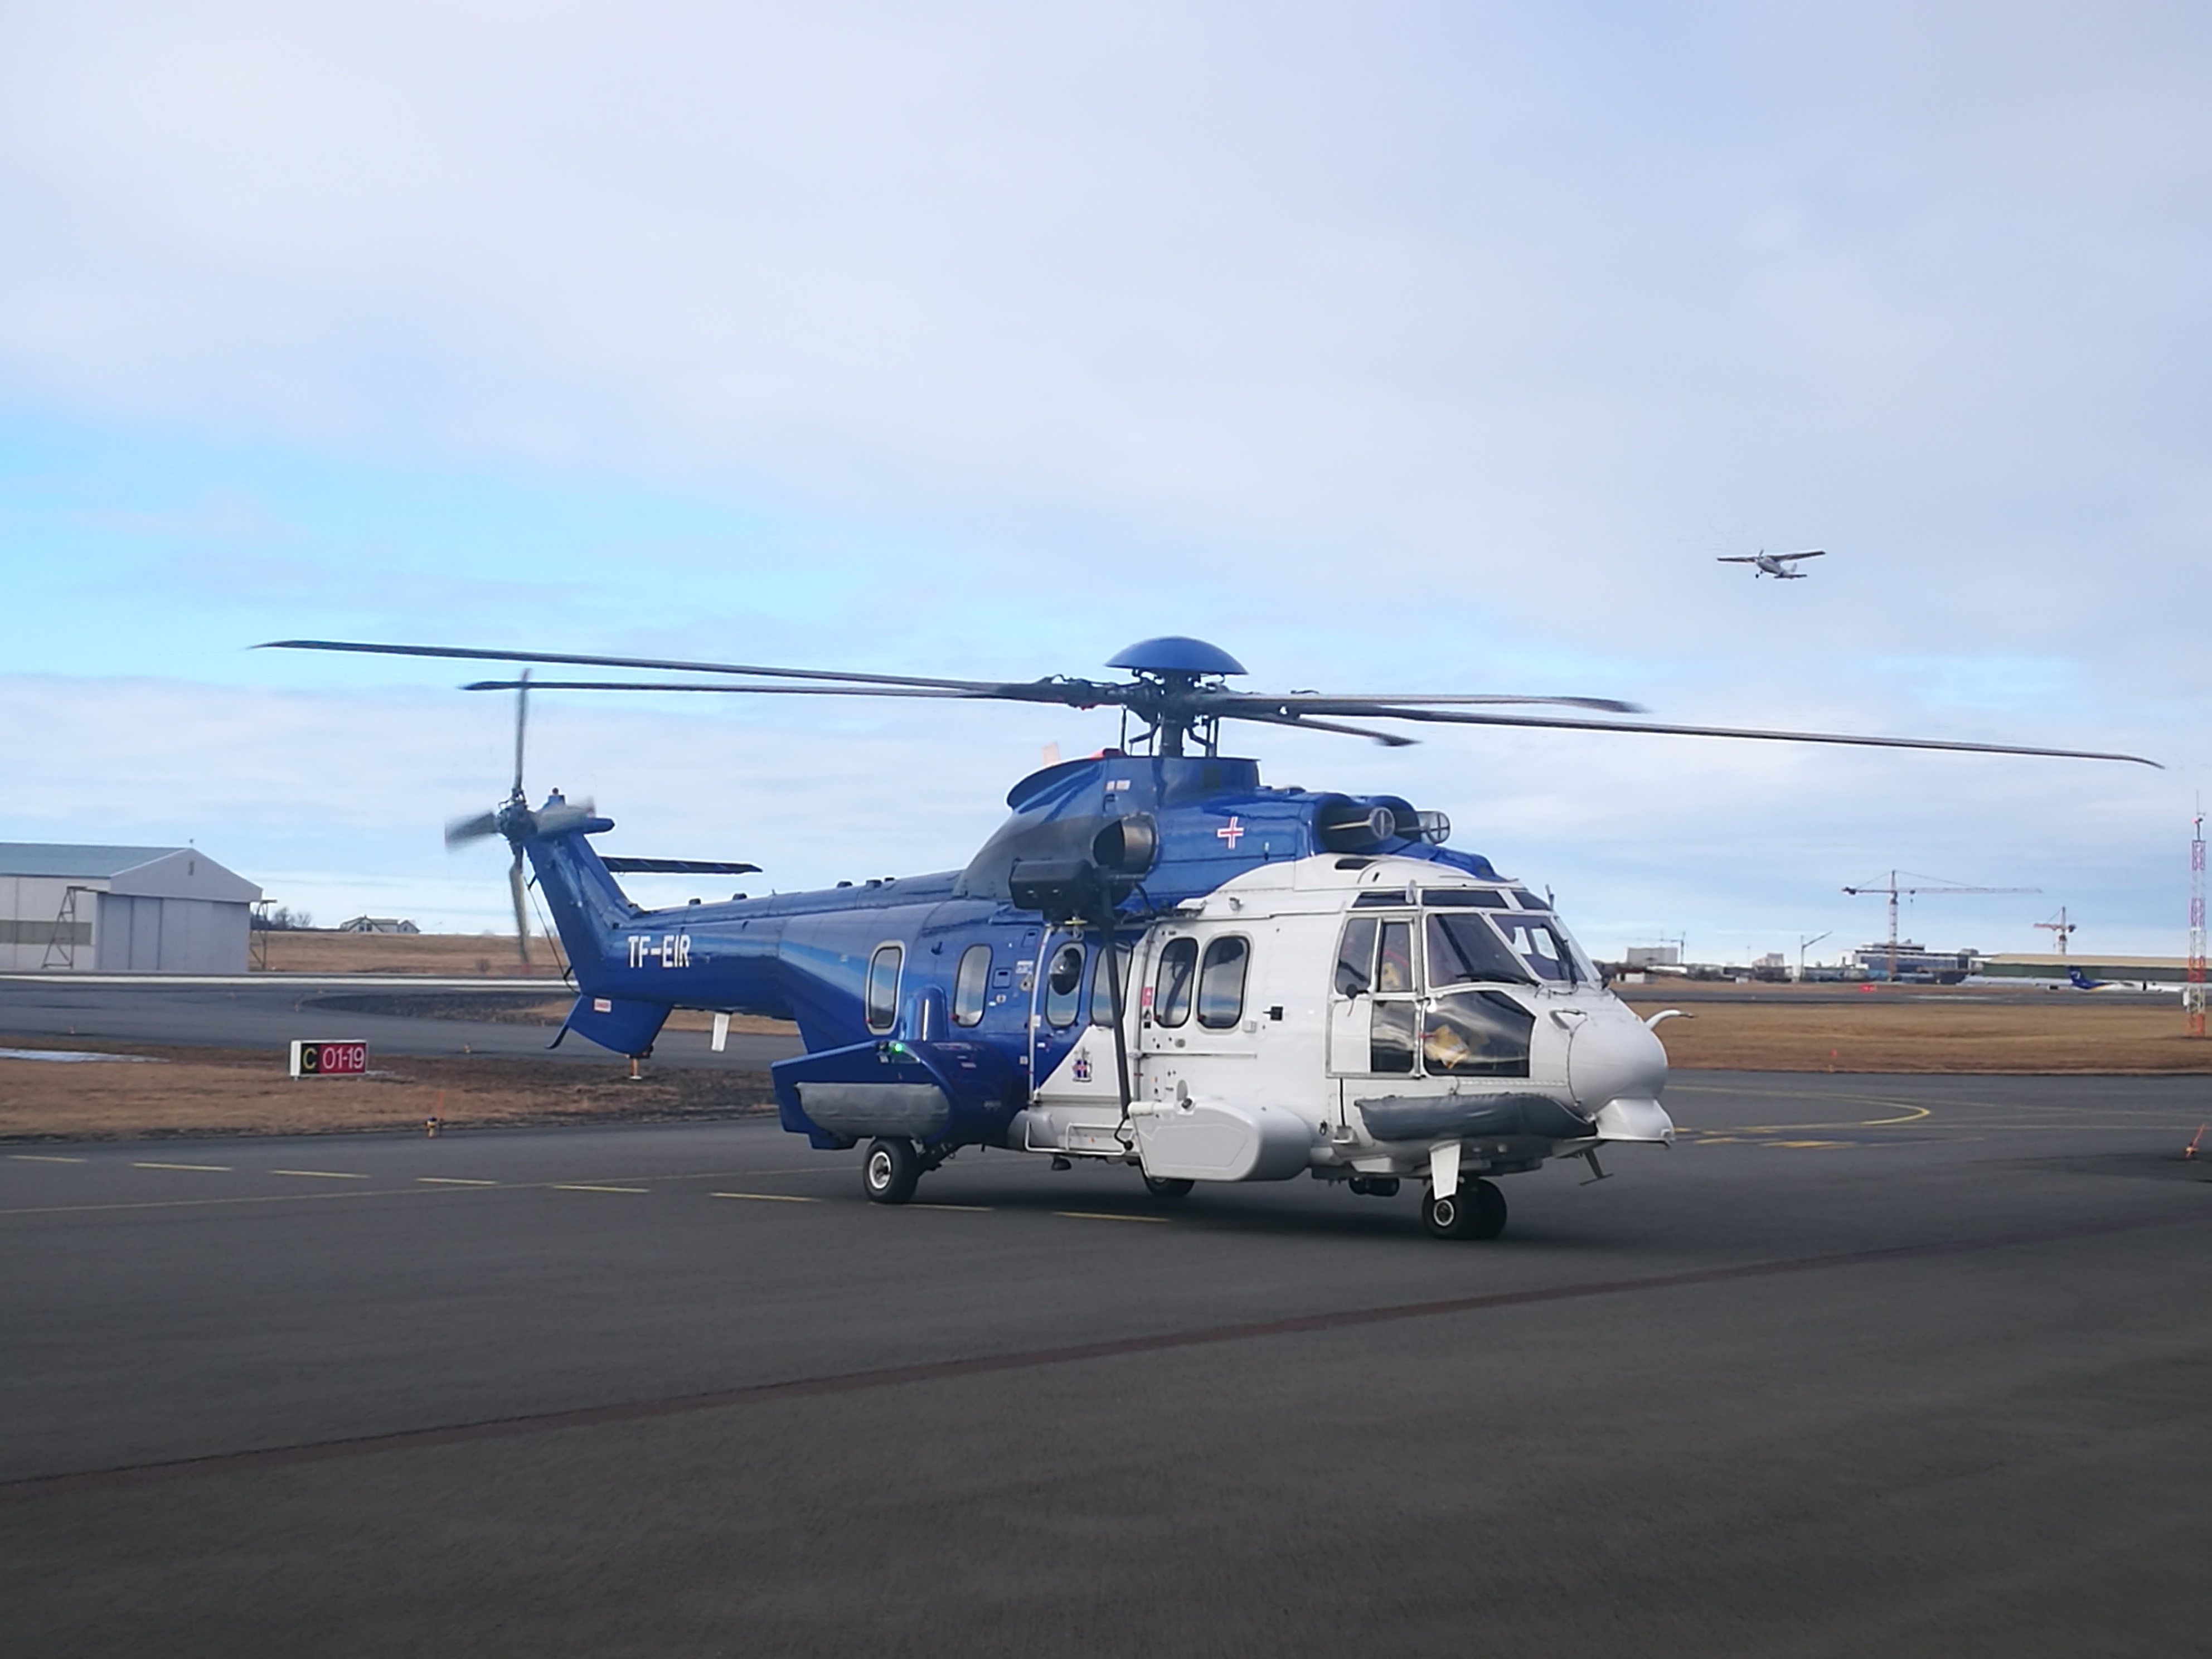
2189 807 2206 1039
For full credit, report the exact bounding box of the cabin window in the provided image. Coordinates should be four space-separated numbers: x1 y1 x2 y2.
1375 919 1416 993
1153 937 1199 1028
952 943 992 1027
1196 937 1250 1030
865 944 903 1032
1089 942 1134 1026
1508 890 1548 911
1044 942 1086 1028
1425 913 1533 988
1333 916 1378 996
1369 1000 1417 1074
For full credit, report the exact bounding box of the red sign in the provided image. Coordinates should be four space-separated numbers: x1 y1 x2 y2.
289 1040 368 1078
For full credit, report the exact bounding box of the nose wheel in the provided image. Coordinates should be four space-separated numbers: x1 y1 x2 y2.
1423 1178 1507 1240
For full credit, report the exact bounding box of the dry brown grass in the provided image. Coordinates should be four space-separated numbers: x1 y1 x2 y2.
251 930 569 976
0 1041 775 1142
1621 995 2212 1074
248 935 795 1036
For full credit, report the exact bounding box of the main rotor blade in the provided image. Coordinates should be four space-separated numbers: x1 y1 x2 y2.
260 638 1024 695
1321 705 2161 766
464 680 1000 698
458 677 1136 710
1226 708 1418 747
1216 692 1644 715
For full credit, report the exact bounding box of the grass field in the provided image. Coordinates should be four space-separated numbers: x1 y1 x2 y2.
0 1042 775 1142
1618 994 2212 1075
250 930 571 976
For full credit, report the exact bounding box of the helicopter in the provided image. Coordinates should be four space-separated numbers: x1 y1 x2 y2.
1718 549 1826 579
264 635 2155 1240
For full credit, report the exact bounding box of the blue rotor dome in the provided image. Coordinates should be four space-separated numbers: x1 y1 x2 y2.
1107 636 1247 676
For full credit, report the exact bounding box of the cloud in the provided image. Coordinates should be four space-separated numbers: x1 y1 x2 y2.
0 2 2205 957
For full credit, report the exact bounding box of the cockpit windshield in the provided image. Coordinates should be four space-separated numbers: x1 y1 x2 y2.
1487 913 1595 984
1424 913 1534 987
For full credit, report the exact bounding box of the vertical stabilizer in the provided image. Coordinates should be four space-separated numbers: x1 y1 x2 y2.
517 806 632 988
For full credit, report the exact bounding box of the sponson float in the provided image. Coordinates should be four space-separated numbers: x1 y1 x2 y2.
265 634 2155 1239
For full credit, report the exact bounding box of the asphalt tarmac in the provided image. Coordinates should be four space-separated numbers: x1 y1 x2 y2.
4 1069 2209 1657
0 973 803 1070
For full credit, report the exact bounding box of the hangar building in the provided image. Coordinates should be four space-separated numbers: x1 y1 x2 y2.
0 843 263 973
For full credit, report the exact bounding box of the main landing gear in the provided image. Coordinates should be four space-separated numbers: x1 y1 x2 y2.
1423 1178 1507 1241
1143 1175 1194 1200
862 1138 925 1205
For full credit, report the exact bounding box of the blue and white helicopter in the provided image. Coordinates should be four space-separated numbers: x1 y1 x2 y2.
267 636 2153 1240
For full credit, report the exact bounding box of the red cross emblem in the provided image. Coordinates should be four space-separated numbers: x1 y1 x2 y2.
1216 816 1245 850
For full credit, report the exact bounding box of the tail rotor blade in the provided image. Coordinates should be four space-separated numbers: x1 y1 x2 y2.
533 798 598 837
445 811 500 848
509 851 533 969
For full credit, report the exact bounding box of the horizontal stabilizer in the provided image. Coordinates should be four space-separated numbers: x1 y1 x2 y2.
600 857 762 875
554 993 671 1059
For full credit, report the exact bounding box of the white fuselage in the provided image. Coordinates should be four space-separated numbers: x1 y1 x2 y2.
1010 855 1673 1190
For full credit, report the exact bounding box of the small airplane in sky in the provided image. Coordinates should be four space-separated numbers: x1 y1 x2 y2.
1718 549 1826 579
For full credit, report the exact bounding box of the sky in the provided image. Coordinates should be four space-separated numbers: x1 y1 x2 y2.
2 0 2208 963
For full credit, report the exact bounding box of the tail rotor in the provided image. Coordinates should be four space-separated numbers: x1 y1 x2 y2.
443 669 589 972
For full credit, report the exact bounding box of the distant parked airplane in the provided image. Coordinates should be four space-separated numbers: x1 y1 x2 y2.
2067 966 2182 993
1718 549 1826 580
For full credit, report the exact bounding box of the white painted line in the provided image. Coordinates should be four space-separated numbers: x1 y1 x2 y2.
8 1153 85 1163
551 1183 650 1194
910 1202 994 1212
133 1161 231 1172
711 1191 821 1203
1055 1210 1168 1224
416 1177 499 1186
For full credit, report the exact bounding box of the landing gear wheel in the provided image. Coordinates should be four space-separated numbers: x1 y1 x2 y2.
1423 1186 1472 1239
1468 1178 1507 1239
1143 1175 1194 1200
1423 1178 1507 1240
862 1138 921 1205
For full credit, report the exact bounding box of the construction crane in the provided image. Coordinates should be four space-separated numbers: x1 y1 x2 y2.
2034 907 2077 957
1842 870 2040 981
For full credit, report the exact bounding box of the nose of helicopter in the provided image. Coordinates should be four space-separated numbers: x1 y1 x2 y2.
1565 1004 1670 1117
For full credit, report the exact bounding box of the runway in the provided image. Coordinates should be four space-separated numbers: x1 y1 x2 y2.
4 1072 2208 1656
0 973 804 1070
